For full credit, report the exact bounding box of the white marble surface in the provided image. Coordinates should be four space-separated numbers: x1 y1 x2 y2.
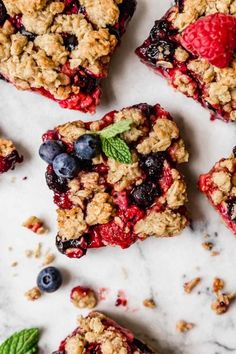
0 1 236 353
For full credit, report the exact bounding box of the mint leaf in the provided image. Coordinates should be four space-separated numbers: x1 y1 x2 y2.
0 328 39 354
99 119 132 139
101 136 132 164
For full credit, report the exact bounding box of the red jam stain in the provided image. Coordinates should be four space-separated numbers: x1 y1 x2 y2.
54 192 72 209
98 288 109 301
115 290 128 307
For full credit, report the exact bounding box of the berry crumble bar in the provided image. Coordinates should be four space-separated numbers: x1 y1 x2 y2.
40 103 189 259
53 311 156 354
0 137 23 173
136 0 236 122
0 0 136 113
199 147 236 234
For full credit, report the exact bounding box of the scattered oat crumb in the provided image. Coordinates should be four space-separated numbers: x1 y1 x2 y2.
184 277 201 294
43 252 55 266
202 242 214 251
176 320 194 333
25 287 42 301
212 278 225 293
211 251 220 257
143 298 157 309
34 243 42 258
22 176 28 180
211 293 236 315
25 249 34 258
23 216 48 234
8 246 13 251
11 261 18 267
71 286 97 309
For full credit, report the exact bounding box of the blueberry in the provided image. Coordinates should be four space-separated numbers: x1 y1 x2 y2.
130 181 160 208
140 153 166 180
39 140 65 164
73 73 98 94
53 153 79 178
19 26 36 41
63 34 78 51
146 40 175 64
74 134 101 160
0 1 7 26
37 266 62 293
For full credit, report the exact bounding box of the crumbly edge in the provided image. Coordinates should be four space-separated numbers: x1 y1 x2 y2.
0 138 16 157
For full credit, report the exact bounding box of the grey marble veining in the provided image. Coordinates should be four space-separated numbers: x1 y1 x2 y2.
0 1 236 353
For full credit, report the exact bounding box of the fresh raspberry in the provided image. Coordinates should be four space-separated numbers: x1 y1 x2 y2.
181 13 236 68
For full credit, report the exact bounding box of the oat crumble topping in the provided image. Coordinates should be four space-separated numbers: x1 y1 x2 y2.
71 287 97 309
143 298 157 309
22 216 48 234
212 277 225 293
0 138 15 157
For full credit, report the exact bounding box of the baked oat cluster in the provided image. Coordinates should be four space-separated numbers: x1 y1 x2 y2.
53 311 155 354
136 0 236 122
40 103 189 259
199 147 236 234
0 137 23 173
0 0 136 113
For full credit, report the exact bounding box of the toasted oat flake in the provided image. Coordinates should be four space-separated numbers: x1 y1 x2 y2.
211 293 235 315
25 286 42 301
176 320 194 333
11 261 18 267
202 241 214 251
184 277 201 293
43 252 55 266
143 298 157 309
212 277 225 293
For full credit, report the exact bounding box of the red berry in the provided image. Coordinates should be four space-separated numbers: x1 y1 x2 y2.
181 13 236 68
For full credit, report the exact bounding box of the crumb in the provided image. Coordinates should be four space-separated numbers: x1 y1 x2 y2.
71 286 97 309
25 249 34 258
176 320 194 333
212 278 225 293
11 177 16 183
211 251 220 257
8 246 13 251
184 277 201 294
11 261 18 267
25 287 42 301
143 298 157 309
43 252 55 266
34 243 42 258
211 293 235 315
23 216 48 234
22 176 28 180
202 241 214 251
115 290 127 307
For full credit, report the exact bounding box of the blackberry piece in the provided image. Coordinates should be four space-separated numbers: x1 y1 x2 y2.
227 197 236 222
146 40 176 64
56 235 88 258
140 152 166 180
63 34 78 51
135 103 155 118
19 26 36 41
233 146 236 157
150 20 170 41
73 72 98 94
0 0 7 26
130 181 160 208
175 0 185 12
45 169 68 193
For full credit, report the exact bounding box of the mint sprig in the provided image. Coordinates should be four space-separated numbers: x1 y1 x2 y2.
99 119 132 139
0 328 39 354
101 136 132 164
97 120 133 164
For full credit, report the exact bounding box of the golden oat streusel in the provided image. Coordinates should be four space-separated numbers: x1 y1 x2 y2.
136 0 236 122
54 312 156 354
0 0 136 113
41 103 189 259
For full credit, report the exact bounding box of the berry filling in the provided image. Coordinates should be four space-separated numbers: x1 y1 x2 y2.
41 103 189 259
0 0 136 113
136 2 236 122
0 149 23 173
